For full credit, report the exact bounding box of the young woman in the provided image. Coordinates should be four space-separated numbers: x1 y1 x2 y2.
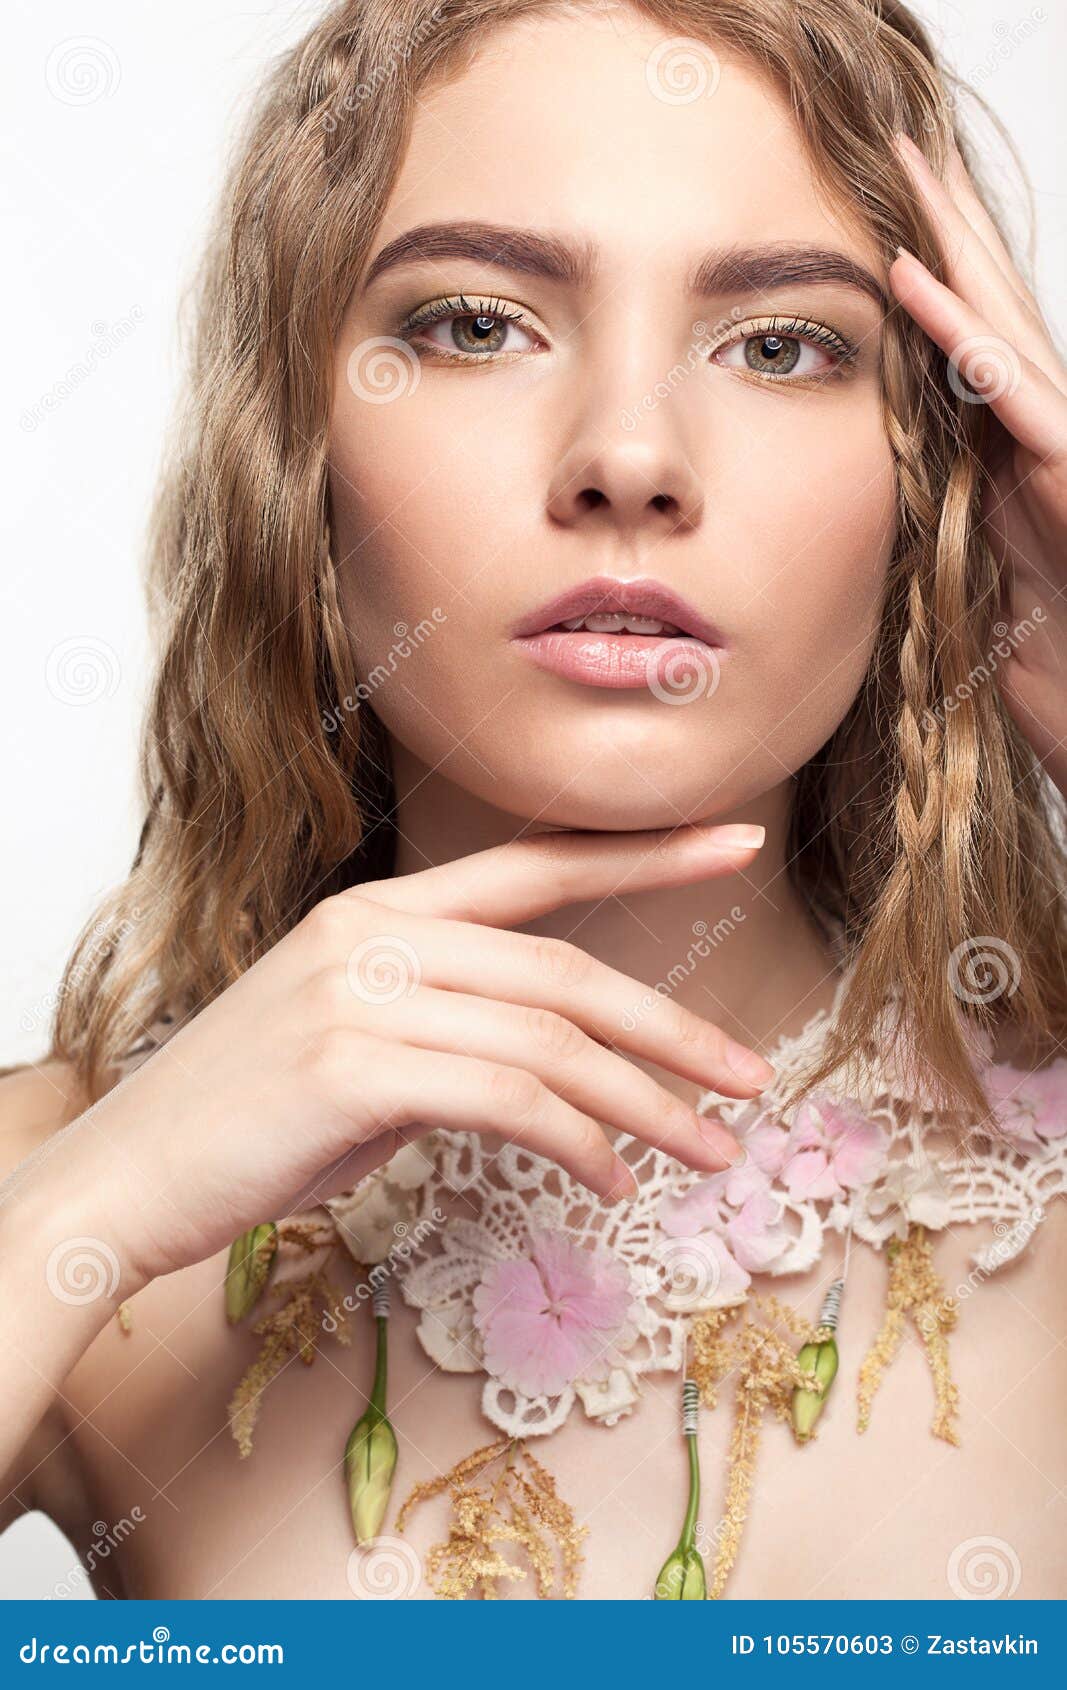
3 0 1066 1601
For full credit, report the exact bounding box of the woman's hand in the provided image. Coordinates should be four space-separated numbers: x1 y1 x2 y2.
36 822 772 1297
889 131 1067 797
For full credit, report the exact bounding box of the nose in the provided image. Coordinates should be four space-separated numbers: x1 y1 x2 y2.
546 426 705 538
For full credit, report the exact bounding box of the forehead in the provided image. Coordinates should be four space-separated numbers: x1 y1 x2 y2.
377 7 883 279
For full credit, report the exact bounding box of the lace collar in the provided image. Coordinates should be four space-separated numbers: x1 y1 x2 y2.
323 953 1067 1441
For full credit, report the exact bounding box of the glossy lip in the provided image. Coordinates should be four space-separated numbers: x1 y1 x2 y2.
510 574 729 691
511 574 727 647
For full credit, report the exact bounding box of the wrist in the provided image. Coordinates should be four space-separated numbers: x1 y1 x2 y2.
1 1137 151 1318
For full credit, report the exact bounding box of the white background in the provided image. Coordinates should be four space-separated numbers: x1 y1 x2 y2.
1 0 1064 1600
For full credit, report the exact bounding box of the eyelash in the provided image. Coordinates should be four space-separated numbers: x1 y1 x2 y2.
397 294 860 383
714 314 859 384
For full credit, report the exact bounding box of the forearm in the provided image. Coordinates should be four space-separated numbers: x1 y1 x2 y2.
0 1158 145 1483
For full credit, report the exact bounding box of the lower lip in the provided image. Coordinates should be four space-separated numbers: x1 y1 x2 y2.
512 629 725 691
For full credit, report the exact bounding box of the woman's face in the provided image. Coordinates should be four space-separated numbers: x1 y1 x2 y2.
328 4 897 830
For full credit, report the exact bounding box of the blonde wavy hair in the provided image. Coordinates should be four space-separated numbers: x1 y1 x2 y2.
50 0 1067 1137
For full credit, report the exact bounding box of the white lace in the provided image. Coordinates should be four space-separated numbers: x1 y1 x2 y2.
390 957 1067 1438
113 964 1067 1442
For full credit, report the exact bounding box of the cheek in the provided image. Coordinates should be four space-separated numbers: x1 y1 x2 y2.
327 379 543 768
720 408 897 764
329 359 541 632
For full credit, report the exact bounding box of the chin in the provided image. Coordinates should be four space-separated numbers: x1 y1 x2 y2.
456 750 747 833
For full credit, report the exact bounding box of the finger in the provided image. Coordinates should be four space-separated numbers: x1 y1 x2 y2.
943 137 1043 319
889 249 1067 464
343 911 777 1098
353 820 766 925
365 984 740 1170
333 1033 640 1201
893 132 1065 395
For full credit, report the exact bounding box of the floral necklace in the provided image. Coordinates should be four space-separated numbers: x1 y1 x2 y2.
113 957 1067 1599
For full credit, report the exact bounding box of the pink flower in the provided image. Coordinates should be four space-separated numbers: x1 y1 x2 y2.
780 1093 888 1202
982 1059 1067 1149
472 1227 634 1400
723 1187 794 1273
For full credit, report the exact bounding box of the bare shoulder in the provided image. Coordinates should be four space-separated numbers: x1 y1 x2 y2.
0 1058 87 1166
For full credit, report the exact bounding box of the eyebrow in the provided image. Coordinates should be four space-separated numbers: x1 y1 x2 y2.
362 222 889 311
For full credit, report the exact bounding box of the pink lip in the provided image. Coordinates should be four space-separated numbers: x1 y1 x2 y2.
510 574 728 691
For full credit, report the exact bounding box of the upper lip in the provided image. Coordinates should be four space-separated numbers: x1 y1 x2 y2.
512 575 726 646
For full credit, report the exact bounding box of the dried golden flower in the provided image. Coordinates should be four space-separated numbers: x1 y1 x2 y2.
397 1438 586 1599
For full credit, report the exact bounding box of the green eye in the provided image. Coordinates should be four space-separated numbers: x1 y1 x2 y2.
712 315 858 384
743 333 802 375
400 294 542 362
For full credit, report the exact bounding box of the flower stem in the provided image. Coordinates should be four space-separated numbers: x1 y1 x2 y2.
370 1314 388 1413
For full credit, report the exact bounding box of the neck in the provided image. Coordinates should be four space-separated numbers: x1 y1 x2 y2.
385 738 843 1103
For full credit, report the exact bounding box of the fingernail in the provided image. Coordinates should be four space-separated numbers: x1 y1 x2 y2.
725 1038 776 1086
696 1115 743 1163
606 1162 639 1203
709 823 765 849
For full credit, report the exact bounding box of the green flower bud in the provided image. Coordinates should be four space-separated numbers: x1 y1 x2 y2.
791 1334 839 1440
655 1543 707 1600
653 1379 707 1598
224 1222 278 1324
345 1406 399 1544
